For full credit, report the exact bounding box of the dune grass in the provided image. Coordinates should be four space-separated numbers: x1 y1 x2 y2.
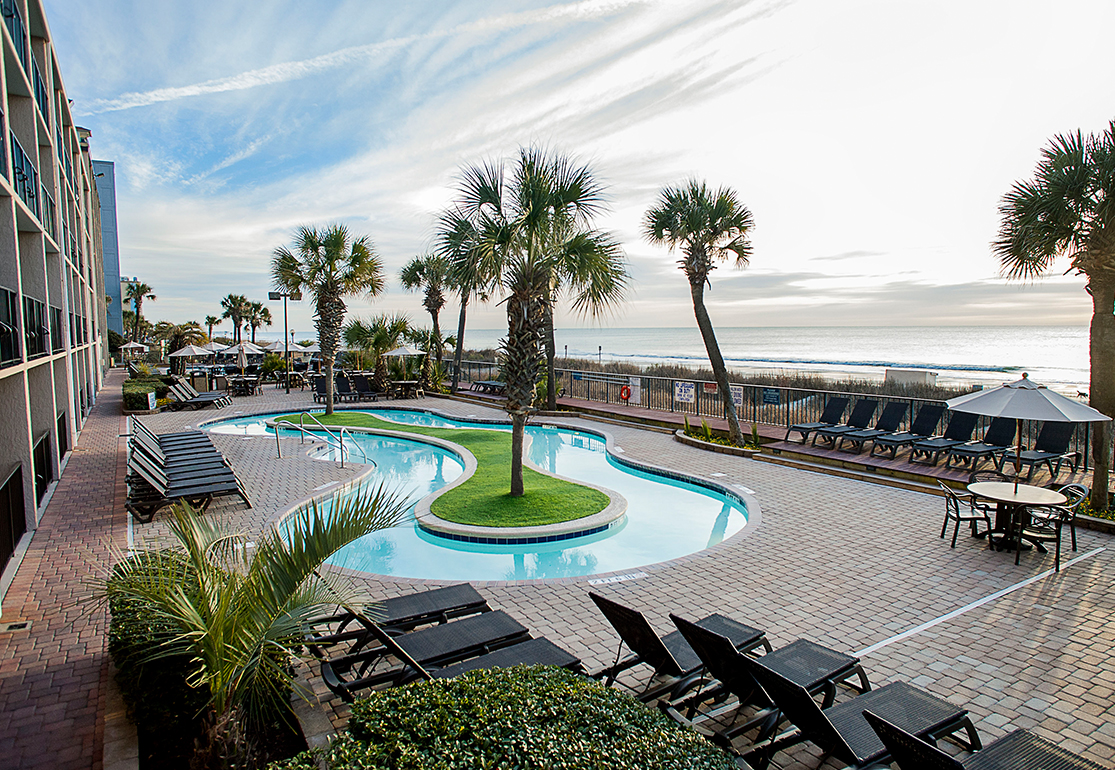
274 412 609 527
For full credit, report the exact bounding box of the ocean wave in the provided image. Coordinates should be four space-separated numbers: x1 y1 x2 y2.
600 351 1014 374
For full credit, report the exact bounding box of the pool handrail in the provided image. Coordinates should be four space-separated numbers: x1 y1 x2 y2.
274 412 370 468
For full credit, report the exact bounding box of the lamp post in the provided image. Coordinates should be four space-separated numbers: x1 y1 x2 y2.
268 291 301 394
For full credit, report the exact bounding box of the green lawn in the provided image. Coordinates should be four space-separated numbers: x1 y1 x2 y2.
274 412 609 527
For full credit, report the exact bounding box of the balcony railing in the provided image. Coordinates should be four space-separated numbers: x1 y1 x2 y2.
40 184 54 240
9 132 38 218
22 296 47 358
1 0 27 74
30 56 47 123
0 287 18 366
49 306 62 352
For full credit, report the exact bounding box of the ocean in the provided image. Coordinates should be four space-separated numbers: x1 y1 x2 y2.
452 326 1091 393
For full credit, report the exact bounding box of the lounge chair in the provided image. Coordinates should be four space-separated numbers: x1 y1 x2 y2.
996 420 1081 482
334 376 359 403
131 418 218 451
784 397 849 444
812 399 879 447
663 614 870 747
736 654 979 770
168 383 230 411
318 610 531 700
863 710 1105 770
588 592 770 703
909 412 979 466
869 403 946 460
834 402 908 453
312 376 328 403
351 374 381 402
944 416 1015 469
171 378 233 409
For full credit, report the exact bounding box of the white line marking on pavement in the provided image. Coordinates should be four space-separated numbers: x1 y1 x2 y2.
855 546 1106 658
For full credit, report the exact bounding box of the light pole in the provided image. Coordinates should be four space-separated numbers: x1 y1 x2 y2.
268 291 301 394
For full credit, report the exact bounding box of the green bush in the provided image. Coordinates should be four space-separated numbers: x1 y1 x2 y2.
123 375 175 410
270 666 736 770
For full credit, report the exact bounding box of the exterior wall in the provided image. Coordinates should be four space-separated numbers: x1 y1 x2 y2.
92 159 121 336
0 0 106 577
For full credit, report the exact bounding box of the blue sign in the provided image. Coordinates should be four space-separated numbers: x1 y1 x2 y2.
762 388 780 405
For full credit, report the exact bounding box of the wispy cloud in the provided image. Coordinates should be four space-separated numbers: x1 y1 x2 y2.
80 0 651 114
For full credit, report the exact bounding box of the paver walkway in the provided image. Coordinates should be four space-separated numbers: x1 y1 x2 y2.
0 370 128 770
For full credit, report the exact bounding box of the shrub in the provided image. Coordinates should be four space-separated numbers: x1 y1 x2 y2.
122 376 174 410
270 666 737 770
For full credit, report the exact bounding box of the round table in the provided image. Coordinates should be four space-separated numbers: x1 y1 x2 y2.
966 481 1066 550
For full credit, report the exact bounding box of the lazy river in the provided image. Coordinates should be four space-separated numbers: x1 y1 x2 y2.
208 410 750 581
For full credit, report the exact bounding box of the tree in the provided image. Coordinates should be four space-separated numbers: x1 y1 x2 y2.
344 314 410 391
154 321 206 374
399 254 451 364
644 179 754 446
272 225 385 414
125 282 156 342
993 121 1115 509
204 315 219 341
446 148 627 496
245 302 273 344
220 294 249 343
100 486 410 767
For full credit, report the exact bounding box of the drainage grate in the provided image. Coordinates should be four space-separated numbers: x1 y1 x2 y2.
0 621 30 633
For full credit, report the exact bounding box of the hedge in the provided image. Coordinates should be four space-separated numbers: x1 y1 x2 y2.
122 376 174 411
269 666 737 770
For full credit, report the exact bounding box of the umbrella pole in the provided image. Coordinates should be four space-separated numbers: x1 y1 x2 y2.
1014 418 1022 493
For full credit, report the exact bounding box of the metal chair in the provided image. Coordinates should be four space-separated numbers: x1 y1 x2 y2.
1016 483 1088 571
938 481 992 548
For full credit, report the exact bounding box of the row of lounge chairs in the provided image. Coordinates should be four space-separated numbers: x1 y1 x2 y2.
312 374 383 403
167 378 232 410
306 584 1100 770
124 418 252 523
786 397 1081 481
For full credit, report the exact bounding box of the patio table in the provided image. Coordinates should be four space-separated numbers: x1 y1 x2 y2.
967 481 1066 551
391 380 421 399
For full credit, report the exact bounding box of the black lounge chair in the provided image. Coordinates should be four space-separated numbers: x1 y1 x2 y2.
944 416 1015 469
664 614 870 747
131 419 218 453
835 402 908 453
863 710 1106 770
869 404 946 460
318 610 532 700
784 397 849 444
737 654 979 770
313 377 328 403
812 399 879 447
997 420 1081 482
589 592 770 703
305 583 492 657
351 374 381 402
334 376 360 403
171 379 233 409
909 412 979 466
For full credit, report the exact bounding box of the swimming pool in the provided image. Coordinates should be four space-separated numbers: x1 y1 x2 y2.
208 410 751 581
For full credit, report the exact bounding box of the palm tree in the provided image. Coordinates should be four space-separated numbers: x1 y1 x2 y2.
245 302 273 344
446 148 628 496
994 121 1115 509
345 314 410 391
125 282 156 342
220 294 250 343
204 315 219 341
399 254 451 364
644 179 754 446
101 486 410 766
154 321 206 374
273 225 385 414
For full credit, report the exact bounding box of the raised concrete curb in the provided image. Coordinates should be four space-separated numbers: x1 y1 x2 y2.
673 429 759 458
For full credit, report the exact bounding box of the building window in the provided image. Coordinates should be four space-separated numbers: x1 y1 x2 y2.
23 297 47 358
0 287 19 366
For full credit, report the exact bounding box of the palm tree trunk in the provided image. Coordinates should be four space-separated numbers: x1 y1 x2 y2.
544 290 557 411
510 413 526 497
689 279 744 445
1089 282 1115 508
503 279 544 498
451 290 468 393
431 308 442 365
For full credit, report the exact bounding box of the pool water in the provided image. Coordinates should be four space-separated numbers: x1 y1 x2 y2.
208 410 748 580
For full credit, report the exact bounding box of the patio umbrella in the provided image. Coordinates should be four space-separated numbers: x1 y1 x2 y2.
221 341 264 356
201 341 225 353
946 373 1111 490
119 341 147 351
296 341 321 353
168 344 210 358
382 345 424 357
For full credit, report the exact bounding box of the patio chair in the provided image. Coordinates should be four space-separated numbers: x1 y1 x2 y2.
909 412 979 466
834 402 908 453
588 592 770 703
663 614 870 747
1015 483 1088 572
173 378 233 408
869 404 946 460
334 376 360 402
863 710 1105 770
312 376 328 403
937 481 992 548
812 400 879 447
168 383 230 411
996 421 1081 482
784 397 849 444
736 654 980 770
944 417 1015 469
317 610 532 700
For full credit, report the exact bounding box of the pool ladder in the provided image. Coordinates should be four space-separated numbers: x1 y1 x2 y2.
274 412 371 469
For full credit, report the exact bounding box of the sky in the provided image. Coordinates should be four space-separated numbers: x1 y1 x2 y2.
42 0 1115 338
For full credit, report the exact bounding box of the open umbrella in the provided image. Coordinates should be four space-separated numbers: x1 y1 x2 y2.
220 341 264 356
168 344 210 358
201 341 225 353
382 345 424 357
120 341 147 351
946 373 1110 490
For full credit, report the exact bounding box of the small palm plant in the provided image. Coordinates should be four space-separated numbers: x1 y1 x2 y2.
100 485 410 768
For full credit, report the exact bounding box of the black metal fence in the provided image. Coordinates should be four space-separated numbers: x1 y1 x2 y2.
448 360 1099 471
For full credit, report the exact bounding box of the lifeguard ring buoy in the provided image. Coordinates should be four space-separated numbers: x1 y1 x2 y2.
620 385 631 402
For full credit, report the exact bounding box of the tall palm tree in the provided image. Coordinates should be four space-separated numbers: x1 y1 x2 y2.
994 121 1115 509
446 148 628 496
204 315 219 341
125 282 155 342
101 486 410 766
399 254 451 363
245 302 272 344
154 321 206 374
220 294 250 343
273 225 385 414
644 179 754 446
344 314 410 391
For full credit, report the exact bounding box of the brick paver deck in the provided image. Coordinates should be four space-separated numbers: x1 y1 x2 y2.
3 381 1114 769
